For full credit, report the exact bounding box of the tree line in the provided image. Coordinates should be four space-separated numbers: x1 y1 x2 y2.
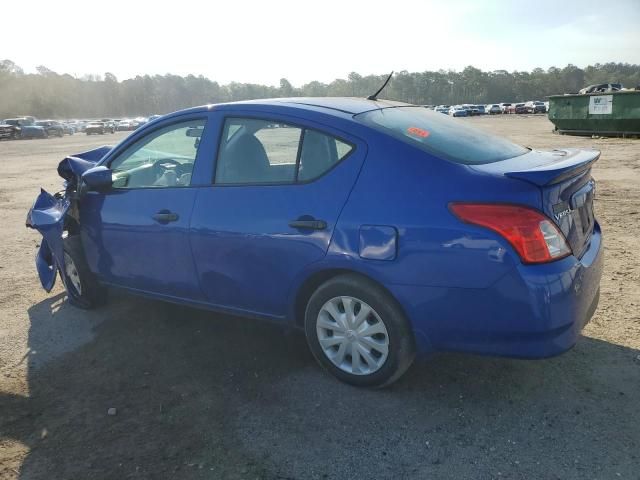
1 60 639 119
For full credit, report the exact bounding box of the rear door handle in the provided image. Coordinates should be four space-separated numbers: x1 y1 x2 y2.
152 210 179 223
289 219 327 230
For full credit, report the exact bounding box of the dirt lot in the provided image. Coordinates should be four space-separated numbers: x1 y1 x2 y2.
0 117 639 480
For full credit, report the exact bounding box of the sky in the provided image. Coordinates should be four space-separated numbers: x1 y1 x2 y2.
3 0 639 86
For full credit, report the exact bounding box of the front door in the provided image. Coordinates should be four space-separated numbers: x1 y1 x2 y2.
80 117 208 300
190 114 366 318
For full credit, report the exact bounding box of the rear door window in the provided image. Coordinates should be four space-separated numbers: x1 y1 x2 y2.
356 106 527 165
215 118 354 184
216 119 301 184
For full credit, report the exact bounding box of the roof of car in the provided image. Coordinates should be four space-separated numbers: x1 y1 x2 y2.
173 97 411 117
245 97 410 114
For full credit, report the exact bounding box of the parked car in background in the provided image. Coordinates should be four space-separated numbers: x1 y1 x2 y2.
26 97 603 388
85 121 112 135
0 121 20 140
117 120 134 131
461 104 478 116
61 123 76 135
486 104 502 115
132 117 148 129
3 118 47 139
499 103 512 113
514 103 527 114
449 106 468 117
35 120 65 137
67 120 85 133
100 119 117 133
474 105 486 115
579 83 623 94
506 103 527 114
434 106 449 114
147 114 163 122
525 101 547 114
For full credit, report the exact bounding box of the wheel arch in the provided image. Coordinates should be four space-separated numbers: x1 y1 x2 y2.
290 266 433 353
290 267 404 326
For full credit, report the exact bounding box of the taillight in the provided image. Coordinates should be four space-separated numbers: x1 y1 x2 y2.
449 203 571 264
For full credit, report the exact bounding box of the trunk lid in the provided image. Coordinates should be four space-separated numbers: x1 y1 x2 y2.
472 148 599 258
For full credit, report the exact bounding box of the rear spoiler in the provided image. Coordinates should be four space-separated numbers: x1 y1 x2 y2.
504 149 599 186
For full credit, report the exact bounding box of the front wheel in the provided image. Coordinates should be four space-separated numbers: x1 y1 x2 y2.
304 274 415 388
61 236 107 309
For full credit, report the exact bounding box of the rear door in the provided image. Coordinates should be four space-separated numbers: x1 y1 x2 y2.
189 112 366 318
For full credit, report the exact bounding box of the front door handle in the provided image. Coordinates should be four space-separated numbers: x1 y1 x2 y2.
289 219 327 230
152 210 179 223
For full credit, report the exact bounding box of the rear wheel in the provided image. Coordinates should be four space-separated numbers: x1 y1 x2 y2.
60 236 106 309
304 274 415 388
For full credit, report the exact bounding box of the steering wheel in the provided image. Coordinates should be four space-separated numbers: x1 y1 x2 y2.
149 158 190 186
151 158 185 177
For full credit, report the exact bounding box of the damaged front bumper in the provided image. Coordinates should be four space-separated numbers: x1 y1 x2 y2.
26 190 70 292
26 145 113 292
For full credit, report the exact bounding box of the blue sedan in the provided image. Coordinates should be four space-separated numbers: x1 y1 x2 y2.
27 98 603 387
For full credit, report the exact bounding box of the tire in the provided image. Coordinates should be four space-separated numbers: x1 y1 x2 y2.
58 130 64 137
304 274 415 388
60 236 107 309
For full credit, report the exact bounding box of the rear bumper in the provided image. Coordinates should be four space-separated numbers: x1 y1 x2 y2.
391 222 603 357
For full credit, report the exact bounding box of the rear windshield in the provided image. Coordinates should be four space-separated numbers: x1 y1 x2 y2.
356 106 528 165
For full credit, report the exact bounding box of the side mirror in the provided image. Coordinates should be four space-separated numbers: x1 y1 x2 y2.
82 166 113 192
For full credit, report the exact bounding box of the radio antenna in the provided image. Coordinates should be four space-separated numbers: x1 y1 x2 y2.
367 71 394 100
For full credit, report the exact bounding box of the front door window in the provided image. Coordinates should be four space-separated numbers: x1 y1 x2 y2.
109 119 206 189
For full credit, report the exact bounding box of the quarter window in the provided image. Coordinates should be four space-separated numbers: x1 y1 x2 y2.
109 119 206 189
215 117 353 185
298 130 353 181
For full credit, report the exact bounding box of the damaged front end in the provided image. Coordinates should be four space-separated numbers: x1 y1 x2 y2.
26 146 112 292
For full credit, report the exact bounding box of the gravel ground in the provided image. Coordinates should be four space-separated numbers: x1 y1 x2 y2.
0 117 639 480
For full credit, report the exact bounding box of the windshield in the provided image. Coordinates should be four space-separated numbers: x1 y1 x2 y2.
355 106 528 165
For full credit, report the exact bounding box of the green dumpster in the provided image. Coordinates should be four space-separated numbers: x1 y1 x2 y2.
548 90 640 136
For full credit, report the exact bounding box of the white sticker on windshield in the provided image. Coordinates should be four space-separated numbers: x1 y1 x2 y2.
588 95 613 115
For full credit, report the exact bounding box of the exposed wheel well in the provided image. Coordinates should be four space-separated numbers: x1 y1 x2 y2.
292 269 406 328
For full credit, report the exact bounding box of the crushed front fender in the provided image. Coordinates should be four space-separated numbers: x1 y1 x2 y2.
57 145 112 181
26 189 70 292
26 145 112 292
